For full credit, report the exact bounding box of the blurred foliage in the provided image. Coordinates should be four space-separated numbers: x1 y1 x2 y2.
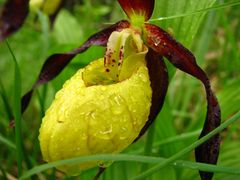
0 0 240 179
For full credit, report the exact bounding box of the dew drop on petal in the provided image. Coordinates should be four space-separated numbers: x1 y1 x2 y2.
139 72 148 82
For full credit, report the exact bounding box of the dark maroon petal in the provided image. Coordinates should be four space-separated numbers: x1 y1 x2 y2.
9 20 130 126
21 89 33 113
0 0 29 41
118 0 154 21
134 48 169 142
144 23 221 180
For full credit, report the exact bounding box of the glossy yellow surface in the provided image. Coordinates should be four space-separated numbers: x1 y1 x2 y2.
39 58 152 175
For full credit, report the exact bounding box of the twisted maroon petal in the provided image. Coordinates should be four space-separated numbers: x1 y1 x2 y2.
134 49 169 142
9 20 130 126
144 23 221 180
0 0 30 41
118 0 154 21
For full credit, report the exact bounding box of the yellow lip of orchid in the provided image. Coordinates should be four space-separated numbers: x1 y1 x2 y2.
39 28 152 175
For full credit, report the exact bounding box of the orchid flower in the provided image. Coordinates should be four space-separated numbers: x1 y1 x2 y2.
1 0 221 179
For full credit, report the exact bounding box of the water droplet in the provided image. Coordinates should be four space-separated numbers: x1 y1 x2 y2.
100 86 107 91
113 95 125 106
81 133 87 140
119 126 130 140
57 119 64 123
98 161 105 167
138 72 148 82
99 95 105 100
64 110 70 119
85 110 96 120
99 126 112 135
55 91 64 99
100 160 113 167
119 117 128 123
153 38 161 46
111 107 124 115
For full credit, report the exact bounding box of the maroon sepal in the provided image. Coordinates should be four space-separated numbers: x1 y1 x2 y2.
144 23 221 180
0 0 30 41
9 20 130 127
134 48 169 142
118 0 154 21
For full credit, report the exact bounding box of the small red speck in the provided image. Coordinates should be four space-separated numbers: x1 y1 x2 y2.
112 59 116 63
119 46 124 60
9 120 15 128
104 56 106 64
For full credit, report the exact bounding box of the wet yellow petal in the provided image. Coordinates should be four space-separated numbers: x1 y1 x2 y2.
39 58 152 175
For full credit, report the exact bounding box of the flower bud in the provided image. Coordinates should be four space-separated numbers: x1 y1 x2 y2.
30 0 62 15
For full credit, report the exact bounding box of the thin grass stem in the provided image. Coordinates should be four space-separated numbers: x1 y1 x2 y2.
5 40 24 176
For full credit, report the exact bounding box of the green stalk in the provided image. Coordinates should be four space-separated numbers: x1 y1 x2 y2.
6 40 24 176
19 150 240 180
131 111 240 180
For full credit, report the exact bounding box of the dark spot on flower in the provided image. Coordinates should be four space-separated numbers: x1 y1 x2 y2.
112 59 116 63
119 46 124 60
106 69 110 72
118 63 121 66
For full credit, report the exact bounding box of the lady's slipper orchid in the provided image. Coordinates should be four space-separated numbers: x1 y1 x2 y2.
40 29 153 175
5 0 220 179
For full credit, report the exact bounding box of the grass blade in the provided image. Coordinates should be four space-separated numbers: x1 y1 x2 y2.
5 40 24 176
19 152 240 180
